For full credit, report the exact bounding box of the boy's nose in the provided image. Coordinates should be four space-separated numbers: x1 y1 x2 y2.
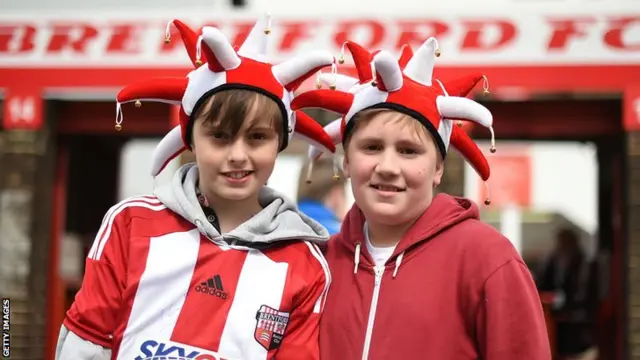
227 139 249 163
374 151 401 176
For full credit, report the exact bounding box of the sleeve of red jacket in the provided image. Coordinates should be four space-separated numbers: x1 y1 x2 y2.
61 206 130 350
274 265 329 360
476 258 552 360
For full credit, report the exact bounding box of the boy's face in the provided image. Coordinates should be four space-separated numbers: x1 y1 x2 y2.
192 97 279 203
343 112 444 226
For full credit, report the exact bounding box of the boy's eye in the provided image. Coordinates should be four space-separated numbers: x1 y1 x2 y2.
249 133 268 140
399 148 418 155
210 131 229 140
363 144 382 152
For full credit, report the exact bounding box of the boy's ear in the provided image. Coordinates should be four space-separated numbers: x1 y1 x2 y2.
433 155 444 187
342 154 351 179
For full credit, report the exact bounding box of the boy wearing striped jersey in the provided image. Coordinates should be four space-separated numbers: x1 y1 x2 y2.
56 14 336 360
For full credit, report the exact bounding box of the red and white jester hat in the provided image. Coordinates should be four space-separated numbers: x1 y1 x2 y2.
294 38 496 204
301 42 417 182
115 14 337 176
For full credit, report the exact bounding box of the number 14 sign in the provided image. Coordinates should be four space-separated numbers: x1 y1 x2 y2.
3 88 44 131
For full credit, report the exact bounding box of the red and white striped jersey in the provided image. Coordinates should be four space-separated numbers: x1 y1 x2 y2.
61 193 331 360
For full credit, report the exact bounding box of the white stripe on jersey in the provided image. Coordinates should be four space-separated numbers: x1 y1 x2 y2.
117 228 201 360
96 196 160 244
88 196 161 259
87 196 165 260
304 242 331 314
217 250 288 360
95 201 166 260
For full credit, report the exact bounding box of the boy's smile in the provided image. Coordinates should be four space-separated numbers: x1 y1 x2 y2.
221 170 255 185
370 183 406 194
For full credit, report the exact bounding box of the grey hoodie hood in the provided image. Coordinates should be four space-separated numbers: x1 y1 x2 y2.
154 163 330 246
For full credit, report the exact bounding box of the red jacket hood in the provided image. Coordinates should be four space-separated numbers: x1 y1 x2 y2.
338 193 479 264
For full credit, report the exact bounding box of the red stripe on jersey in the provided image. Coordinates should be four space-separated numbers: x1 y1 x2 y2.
139 207 196 236
111 233 152 357
261 241 329 312
171 237 249 351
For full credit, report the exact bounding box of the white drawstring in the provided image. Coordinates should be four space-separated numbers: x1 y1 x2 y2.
332 154 341 180
352 243 404 278
305 160 315 184
482 75 490 94
115 102 123 131
330 62 338 90
164 20 173 43
354 243 361 274
370 61 377 87
392 251 404 278
338 42 347 64
195 35 204 66
489 126 496 153
484 181 491 205
264 12 272 34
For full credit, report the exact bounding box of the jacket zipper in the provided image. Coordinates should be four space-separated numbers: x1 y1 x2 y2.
361 265 385 360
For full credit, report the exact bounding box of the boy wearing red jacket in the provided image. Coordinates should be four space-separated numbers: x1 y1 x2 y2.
296 39 551 359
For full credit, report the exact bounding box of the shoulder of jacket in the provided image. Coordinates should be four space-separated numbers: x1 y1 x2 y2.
87 196 170 261
447 219 520 268
448 218 506 244
305 241 330 275
298 241 331 311
277 241 330 282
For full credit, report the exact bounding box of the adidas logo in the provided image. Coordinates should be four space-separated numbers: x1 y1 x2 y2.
195 274 228 300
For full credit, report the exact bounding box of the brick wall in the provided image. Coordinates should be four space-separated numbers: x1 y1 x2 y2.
628 131 640 359
0 108 57 359
0 131 42 359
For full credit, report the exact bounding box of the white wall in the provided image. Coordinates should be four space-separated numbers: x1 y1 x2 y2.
268 155 304 202
464 140 598 234
118 139 178 201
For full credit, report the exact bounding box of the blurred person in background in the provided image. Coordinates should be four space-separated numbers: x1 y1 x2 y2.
297 158 347 235
55 15 336 360
536 228 599 360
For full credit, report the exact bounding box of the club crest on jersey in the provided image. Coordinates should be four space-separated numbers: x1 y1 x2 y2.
254 305 290 351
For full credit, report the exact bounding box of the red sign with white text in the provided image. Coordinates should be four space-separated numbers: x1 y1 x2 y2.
0 13 638 102
0 14 638 67
2 87 44 131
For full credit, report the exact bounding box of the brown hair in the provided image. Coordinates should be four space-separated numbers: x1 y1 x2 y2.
190 89 284 146
297 158 346 202
343 108 434 152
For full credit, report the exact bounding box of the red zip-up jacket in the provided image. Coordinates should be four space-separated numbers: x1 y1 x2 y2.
320 194 551 359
